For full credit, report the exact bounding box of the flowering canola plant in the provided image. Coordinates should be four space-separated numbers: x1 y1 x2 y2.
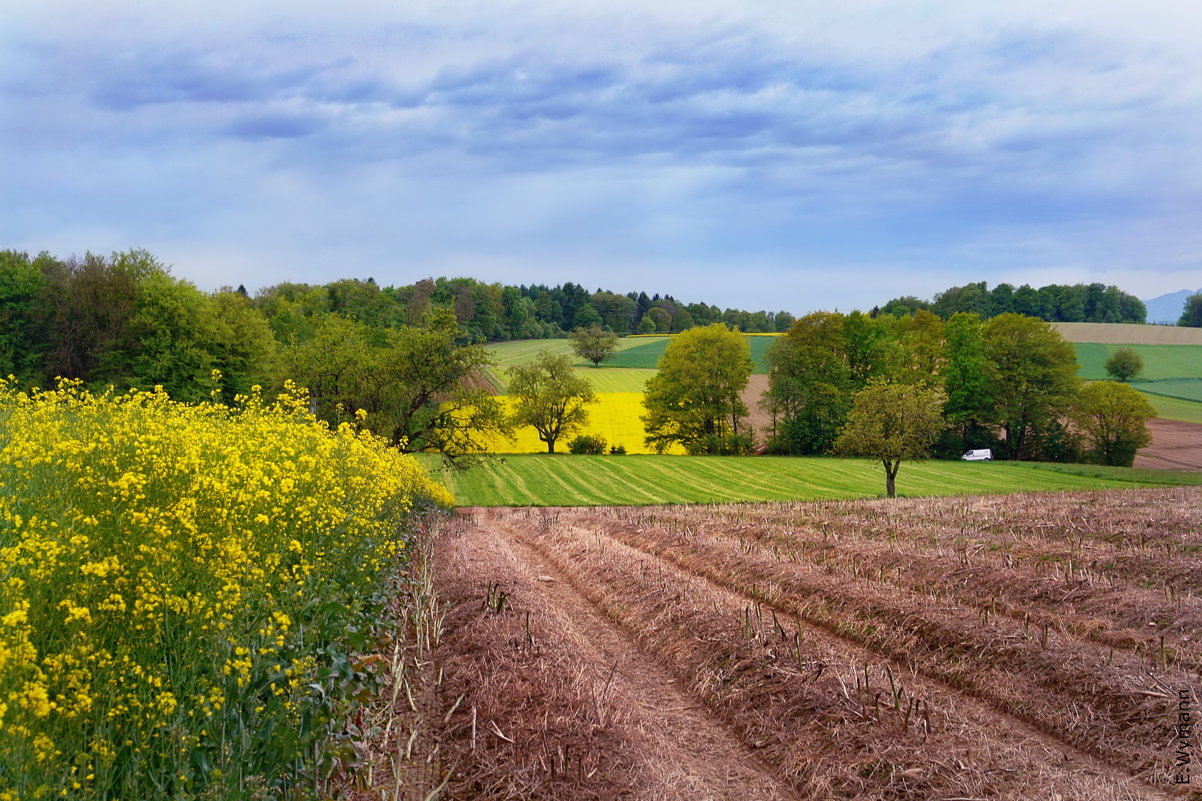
481 393 686 455
0 378 451 799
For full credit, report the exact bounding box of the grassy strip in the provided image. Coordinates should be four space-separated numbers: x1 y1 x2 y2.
426 454 1202 507
604 335 776 372
1073 342 1202 381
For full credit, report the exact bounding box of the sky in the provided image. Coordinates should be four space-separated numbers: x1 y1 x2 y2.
3 1 1201 314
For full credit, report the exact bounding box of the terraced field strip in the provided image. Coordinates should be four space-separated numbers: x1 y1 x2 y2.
605 334 778 372
464 507 1171 799
1054 322 1202 346
1143 394 1202 425
486 336 651 367
1075 342 1202 381
1136 378 1202 403
433 454 1202 506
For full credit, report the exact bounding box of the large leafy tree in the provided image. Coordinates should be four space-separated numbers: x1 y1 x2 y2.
507 351 597 453
1179 293 1202 327
981 314 1080 460
1104 348 1143 383
0 250 53 382
1071 381 1155 467
942 312 995 451
643 323 754 454
834 381 947 498
280 309 508 462
765 312 850 454
569 324 619 367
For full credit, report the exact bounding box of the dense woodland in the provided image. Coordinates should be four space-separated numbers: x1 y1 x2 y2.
879 281 1146 323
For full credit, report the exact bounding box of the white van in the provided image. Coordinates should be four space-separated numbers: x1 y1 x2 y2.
962 449 993 461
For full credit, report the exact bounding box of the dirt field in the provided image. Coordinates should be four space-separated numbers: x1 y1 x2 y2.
422 490 1202 800
1137 419 1202 471
1053 323 1202 346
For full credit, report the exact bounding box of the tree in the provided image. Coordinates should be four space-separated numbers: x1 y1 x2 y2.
0 250 52 382
1071 381 1155 466
981 314 1080 460
100 271 218 401
642 323 754 454
572 303 603 330
569 324 619 367
1104 348 1143 382
765 312 850 454
1179 293 1202 327
942 312 995 451
208 290 277 398
834 381 947 498
507 351 597 453
280 309 509 463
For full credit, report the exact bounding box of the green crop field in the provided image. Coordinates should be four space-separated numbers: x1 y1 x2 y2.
425 454 1202 507
487 366 656 394
1133 378 1202 403
1137 388 1202 424
606 335 778 372
1074 342 1202 381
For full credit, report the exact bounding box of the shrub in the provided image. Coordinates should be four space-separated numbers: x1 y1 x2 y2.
567 434 608 454
610 443 627 455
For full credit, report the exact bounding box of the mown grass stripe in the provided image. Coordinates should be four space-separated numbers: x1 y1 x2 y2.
427 454 1202 507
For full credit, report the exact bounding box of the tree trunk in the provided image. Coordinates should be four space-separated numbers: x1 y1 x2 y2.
884 459 899 498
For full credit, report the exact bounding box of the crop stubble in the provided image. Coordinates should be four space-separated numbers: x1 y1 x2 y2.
430 489 1200 799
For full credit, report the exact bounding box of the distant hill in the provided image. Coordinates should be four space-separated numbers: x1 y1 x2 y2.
1143 288 1202 325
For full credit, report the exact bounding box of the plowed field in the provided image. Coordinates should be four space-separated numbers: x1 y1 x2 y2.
420 489 1202 800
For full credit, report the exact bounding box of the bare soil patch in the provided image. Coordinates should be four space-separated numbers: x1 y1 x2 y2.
431 512 797 800
423 490 1201 799
1137 418 1202 471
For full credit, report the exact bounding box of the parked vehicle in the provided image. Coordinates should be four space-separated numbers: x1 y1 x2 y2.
962 449 993 461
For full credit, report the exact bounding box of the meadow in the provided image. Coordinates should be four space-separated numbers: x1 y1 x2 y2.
1073 342 1202 381
427 453 1202 506
603 333 777 372
0 380 450 800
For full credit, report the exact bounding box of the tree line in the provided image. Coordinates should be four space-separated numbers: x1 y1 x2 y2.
635 314 1154 474
879 280 1146 324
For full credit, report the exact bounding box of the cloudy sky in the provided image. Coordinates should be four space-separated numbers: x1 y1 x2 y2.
3 1 1201 313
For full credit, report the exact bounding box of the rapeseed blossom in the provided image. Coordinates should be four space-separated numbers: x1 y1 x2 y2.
0 379 451 799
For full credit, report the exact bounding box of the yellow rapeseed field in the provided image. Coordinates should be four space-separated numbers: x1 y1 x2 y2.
0 377 450 800
484 393 685 454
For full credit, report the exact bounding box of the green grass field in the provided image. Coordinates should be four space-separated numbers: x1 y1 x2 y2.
605 335 777 372
1074 342 1202 381
487 366 656 394
427 454 1202 507
1137 388 1202 424
1131 378 1202 403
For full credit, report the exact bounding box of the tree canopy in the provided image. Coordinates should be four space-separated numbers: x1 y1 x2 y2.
1071 381 1155 467
507 351 597 453
1179 293 1202 327
834 381 947 498
643 324 754 454
982 314 1081 460
569 325 619 367
1104 348 1143 383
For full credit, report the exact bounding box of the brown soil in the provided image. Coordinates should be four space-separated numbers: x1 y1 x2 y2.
432 512 798 800
742 374 773 442
426 495 1200 800
1136 419 1202 471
